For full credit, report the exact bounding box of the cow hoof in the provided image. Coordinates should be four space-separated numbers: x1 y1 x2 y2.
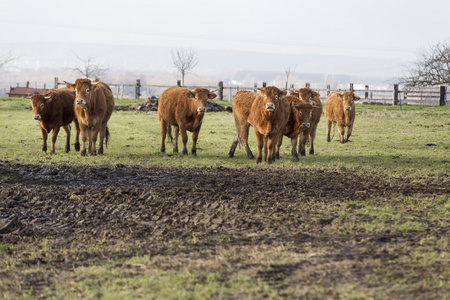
248 154 254 159
49 150 55 155
256 158 262 164
65 148 70 153
75 143 80 151
191 150 197 156
294 155 299 162
300 151 306 156
81 150 86 156
182 149 188 155
310 150 314 155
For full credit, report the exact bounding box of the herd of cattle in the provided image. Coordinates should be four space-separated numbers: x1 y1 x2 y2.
29 78 361 164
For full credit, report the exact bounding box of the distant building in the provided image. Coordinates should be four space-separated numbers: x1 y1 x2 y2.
8 82 49 97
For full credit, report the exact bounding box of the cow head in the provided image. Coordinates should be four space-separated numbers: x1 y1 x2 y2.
337 91 361 111
298 87 314 102
292 103 317 132
64 78 100 109
258 86 287 112
186 88 217 113
30 93 52 120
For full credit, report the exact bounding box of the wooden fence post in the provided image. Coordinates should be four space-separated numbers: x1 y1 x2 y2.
440 86 446 106
306 82 310 87
218 81 223 100
393 84 399 105
177 80 181 87
135 79 141 102
327 84 331 96
254 83 258 92
365 85 369 99
54 77 59 89
262 82 266 88
349 83 354 92
290 84 295 93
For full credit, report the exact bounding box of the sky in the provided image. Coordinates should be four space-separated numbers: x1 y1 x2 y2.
1 0 450 80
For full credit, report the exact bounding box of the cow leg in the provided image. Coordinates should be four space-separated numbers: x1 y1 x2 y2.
79 124 88 156
309 126 317 155
97 124 106 155
74 118 80 152
172 126 179 153
290 136 299 161
178 125 188 155
89 125 102 156
49 126 61 155
191 126 202 156
326 119 332 142
345 125 353 143
228 132 239 158
298 132 308 156
338 124 345 144
40 127 48 153
159 118 167 153
62 124 71 153
275 133 283 160
242 124 254 159
267 136 278 164
254 131 264 164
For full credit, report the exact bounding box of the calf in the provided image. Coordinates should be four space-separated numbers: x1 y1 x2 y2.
65 79 115 156
276 94 316 161
325 91 360 143
296 87 323 155
158 86 217 155
29 88 79 154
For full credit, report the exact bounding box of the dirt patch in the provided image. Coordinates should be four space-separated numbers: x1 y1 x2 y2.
115 96 230 113
0 161 448 298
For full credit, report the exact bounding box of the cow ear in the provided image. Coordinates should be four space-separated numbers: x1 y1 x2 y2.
186 91 195 98
280 91 287 97
65 82 76 91
208 93 217 99
354 96 361 101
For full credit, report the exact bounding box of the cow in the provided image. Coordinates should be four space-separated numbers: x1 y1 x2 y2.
29 88 80 154
158 86 217 155
275 94 316 161
296 87 323 155
65 78 115 156
325 91 360 143
229 86 289 164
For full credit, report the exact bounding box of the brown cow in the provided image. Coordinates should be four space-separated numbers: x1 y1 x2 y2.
228 90 257 159
65 78 115 156
276 94 316 161
229 86 289 164
296 87 323 155
29 88 80 154
158 86 217 155
325 91 360 143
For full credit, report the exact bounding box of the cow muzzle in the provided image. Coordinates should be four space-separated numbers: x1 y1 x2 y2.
197 106 206 113
33 114 41 120
76 98 86 107
266 102 275 112
301 123 310 131
344 106 352 111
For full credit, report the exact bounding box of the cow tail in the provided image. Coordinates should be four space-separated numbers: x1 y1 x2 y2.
105 126 110 148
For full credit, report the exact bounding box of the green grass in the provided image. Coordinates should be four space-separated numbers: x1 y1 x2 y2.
1 97 449 182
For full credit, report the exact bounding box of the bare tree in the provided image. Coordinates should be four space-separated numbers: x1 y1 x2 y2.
399 42 450 87
70 52 109 79
285 66 296 90
0 50 16 71
171 48 198 86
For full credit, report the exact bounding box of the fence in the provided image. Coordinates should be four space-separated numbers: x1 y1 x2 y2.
54 78 448 106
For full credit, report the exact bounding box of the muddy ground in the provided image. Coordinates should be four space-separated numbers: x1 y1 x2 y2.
0 161 449 298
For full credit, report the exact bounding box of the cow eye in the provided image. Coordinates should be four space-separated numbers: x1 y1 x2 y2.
275 95 279 100
86 88 90 93
299 111 302 116
75 88 77 93
40 104 44 109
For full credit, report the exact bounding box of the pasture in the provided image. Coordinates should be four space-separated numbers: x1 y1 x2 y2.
0 96 449 299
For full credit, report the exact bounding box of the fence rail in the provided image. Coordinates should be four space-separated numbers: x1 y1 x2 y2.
55 78 449 106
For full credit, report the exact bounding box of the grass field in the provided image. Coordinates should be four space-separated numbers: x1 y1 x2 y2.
0 97 449 299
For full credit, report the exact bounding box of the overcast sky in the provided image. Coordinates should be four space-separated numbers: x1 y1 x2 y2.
2 0 449 62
